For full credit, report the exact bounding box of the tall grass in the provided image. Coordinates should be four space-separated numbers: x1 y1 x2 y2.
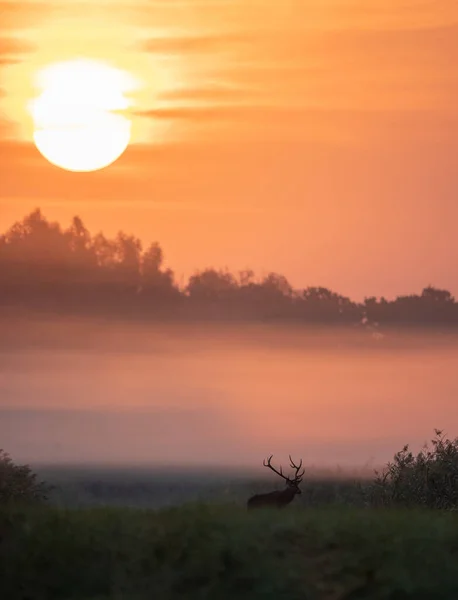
1 504 458 599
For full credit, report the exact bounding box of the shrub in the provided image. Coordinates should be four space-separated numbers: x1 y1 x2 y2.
0 449 50 505
369 429 458 509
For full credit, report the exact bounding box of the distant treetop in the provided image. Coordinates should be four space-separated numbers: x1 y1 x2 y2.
0 210 456 326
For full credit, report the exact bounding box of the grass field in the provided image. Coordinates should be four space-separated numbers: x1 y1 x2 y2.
3 430 458 600
1 503 458 599
36 465 373 510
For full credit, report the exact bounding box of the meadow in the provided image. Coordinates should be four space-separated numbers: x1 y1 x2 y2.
2 503 458 599
38 464 371 509
2 434 458 600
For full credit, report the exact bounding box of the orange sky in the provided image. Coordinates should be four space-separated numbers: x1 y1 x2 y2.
1 0 458 299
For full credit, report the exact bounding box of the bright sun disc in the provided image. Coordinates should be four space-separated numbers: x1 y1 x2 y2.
29 59 135 172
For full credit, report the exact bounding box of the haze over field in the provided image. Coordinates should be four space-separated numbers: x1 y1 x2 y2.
1 318 457 470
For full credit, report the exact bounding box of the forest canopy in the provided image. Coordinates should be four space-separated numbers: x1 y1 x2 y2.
0 209 455 325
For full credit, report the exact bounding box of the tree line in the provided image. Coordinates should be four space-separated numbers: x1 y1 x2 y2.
0 209 456 325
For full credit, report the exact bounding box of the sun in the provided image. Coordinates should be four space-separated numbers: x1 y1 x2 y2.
29 59 136 172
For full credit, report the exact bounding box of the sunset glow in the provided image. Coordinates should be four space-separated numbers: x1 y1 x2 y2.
1 0 458 297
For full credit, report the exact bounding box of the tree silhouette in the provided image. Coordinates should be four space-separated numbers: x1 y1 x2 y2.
1 209 458 326
141 242 179 306
0 449 50 505
187 269 238 302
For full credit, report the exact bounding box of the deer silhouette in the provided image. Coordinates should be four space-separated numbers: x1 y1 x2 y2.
247 454 305 509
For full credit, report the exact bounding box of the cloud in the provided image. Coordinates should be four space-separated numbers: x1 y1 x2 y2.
168 22 458 113
135 104 295 122
132 0 458 37
159 84 257 103
302 0 458 31
134 104 458 135
0 2 53 32
0 35 35 63
139 22 458 115
0 36 34 53
322 23 458 66
142 32 248 54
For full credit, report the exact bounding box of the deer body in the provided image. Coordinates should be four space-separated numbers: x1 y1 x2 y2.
247 455 304 510
247 484 300 510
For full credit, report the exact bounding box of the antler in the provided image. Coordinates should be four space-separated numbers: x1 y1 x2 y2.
263 455 290 481
289 455 305 482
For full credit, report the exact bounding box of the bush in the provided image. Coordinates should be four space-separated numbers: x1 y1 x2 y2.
370 429 458 509
0 449 50 505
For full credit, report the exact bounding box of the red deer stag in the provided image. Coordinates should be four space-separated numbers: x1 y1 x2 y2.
247 454 305 510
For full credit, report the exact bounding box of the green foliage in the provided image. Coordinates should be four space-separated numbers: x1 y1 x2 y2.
370 430 458 509
1 505 458 599
0 449 50 506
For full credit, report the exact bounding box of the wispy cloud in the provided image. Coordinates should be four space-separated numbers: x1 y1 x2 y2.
133 0 458 33
0 1 54 31
142 33 248 55
135 104 275 122
0 36 34 57
0 35 34 117
158 84 258 104
136 17 458 123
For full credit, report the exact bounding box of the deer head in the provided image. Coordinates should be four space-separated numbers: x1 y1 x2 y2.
247 454 305 509
263 454 304 494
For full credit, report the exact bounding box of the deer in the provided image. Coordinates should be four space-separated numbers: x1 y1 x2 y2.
247 454 305 510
